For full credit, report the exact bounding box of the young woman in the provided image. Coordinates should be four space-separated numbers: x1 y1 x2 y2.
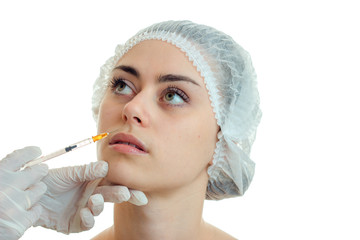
91 20 261 239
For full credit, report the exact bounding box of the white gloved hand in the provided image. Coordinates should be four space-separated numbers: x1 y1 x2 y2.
34 161 148 234
0 147 48 240
77 182 148 231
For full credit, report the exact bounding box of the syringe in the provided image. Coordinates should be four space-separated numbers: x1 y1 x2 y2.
22 132 109 169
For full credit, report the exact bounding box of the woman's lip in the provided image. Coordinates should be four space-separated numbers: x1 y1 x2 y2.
109 132 148 153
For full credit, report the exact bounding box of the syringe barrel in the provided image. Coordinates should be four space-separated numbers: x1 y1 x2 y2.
22 138 93 169
23 148 67 168
72 138 93 149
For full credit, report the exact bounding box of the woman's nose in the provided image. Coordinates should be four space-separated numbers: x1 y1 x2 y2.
121 93 150 127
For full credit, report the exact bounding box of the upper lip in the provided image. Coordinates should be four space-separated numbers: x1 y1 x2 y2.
109 132 147 152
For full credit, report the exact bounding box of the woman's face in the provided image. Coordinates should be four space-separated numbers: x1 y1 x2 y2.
97 40 218 193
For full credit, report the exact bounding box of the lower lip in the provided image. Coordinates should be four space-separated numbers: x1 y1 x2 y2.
109 144 147 155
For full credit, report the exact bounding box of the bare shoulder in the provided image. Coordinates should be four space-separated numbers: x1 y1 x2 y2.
91 226 113 240
204 222 237 240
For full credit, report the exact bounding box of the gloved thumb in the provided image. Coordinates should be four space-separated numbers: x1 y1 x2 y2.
68 161 108 183
49 161 108 187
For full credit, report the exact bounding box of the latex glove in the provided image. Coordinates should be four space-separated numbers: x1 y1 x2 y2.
78 183 148 231
0 147 48 240
34 161 148 234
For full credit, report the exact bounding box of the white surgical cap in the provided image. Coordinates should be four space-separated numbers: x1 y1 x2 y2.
92 20 262 200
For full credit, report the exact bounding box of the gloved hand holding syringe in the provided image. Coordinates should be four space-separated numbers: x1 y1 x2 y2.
1 130 148 239
22 132 110 169
31 129 148 234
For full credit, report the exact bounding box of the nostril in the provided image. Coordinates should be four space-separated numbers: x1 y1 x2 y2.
134 117 141 123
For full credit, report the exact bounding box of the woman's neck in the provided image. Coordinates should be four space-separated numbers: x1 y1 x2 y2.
111 172 209 240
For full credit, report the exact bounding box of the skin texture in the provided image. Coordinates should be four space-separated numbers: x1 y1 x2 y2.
94 40 235 240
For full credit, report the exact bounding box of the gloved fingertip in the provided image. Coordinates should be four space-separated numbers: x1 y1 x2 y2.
80 208 95 229
1 146 43 170
90 193 104 205
94 161 108 178
130 190 148 206
95 185 131 203
89 194 104 216
23 146 42 155
115 187 131 202
22 146 42 160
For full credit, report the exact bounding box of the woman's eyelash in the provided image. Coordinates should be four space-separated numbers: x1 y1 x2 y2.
164 86 190 103
109 77 125 89
109 78 190 103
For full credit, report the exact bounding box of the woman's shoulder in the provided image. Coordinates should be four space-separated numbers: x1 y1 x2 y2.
203 222 237 240
91 226 113 240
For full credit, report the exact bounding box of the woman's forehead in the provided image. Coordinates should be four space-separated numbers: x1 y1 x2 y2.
114 40 204 84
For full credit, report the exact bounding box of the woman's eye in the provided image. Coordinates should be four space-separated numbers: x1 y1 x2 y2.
111 78 135 96
165 92 183 104
162 87 189 105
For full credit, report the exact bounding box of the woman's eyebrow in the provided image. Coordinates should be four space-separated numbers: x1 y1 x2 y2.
158 74 200 86
113 65 139 78
113 65 200 86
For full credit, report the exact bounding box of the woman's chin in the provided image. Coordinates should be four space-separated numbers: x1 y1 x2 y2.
102 168 141 190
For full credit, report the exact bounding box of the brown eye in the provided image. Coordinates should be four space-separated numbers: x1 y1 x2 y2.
116 81 126 91
165 92 175 101
110 78 135 96
161 87 189 106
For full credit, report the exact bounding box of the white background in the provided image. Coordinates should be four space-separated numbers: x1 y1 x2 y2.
1 0 359 239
